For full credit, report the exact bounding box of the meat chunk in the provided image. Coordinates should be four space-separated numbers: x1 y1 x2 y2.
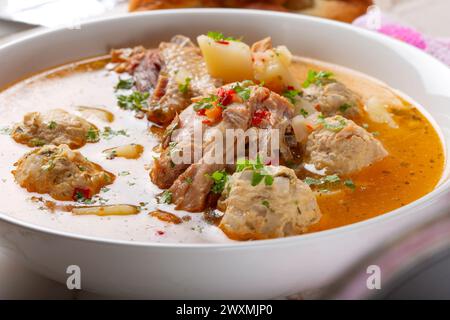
248 85 295 162
147 35 219 124
11 109 98 149
133 49 164 92
218 165 321 240
13 144 115 201
305 115 388 174
168 95 253 212
150 107 204 189
300 81 362 117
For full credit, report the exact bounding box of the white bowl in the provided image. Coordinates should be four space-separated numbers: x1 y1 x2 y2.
0 9 449 299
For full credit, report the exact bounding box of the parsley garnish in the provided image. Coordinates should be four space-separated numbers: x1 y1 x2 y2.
232 83 251 101
207 31 239 42
0 126 11 135
317 115 347 132
282 89 301 104
115 78 134 91
193 95 218 112
178 77 191 94
86 127 99 142
207 170 229 194
261 200 270 208
30 138 46 147
344 179 356 190
117 91 149 111
304 174 341 187
101 127 129 140
158 190 172 204
299 108 309 117
302 70 334 88
47 121 57 130
236 156 274 187
339 103 352 113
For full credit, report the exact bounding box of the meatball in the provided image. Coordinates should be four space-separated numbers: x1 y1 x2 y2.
300 81 361 117
218 166 321 240
13 144 115 201
11 109 98 149
305 115 388 174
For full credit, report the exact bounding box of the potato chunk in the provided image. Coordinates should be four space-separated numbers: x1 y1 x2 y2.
251 37 300 92
197 34 253 83
103 144 144 160
72 205 139 216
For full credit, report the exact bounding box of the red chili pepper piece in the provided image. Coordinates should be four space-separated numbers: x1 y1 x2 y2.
197 108 206 116
252 109 271 127
216 40 229 45
156 230 165 236
202 119 212 125
72 187 91 201
217 88 236 106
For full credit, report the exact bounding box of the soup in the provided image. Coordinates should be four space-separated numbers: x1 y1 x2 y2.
0 33 444 243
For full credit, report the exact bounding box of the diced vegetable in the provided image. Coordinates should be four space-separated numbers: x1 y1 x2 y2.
365 96 399 128
252 45 300 92
197 34 253 82
78 106 114 123
72 204 139 216
103 144 144 160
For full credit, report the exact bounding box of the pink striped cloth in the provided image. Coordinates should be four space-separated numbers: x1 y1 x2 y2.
353 14 450 67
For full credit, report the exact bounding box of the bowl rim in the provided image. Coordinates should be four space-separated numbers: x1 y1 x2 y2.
0 8 449 249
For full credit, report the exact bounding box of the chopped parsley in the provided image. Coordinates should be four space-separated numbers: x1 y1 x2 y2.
207 170 229 194
0 126 11 135
299 108 309 117
339 103 352 113
178 77 191 94
41 160 55 172
305 175 357 191
207 31 239 42
118 171 130 176
304 174 341 187
30 138 46 147
261 200 270 208
232 83 251 101
236 156 274 187
115 78 134 91
282 89 301 104
117 91 149 112
317 115 347 132
185 177 193 184
302 70 334 88
158 190 172 204
47 121 57 130
86 127 99 142
344 179 356 191
101 127 129 140
193 95 218 112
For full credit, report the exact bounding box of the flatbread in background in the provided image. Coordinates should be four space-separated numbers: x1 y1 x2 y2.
128 0 373 23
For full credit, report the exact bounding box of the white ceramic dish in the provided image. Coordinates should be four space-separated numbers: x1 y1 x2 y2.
0 9 449 299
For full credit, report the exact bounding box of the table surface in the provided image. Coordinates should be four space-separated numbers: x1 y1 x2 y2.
0 0 449 299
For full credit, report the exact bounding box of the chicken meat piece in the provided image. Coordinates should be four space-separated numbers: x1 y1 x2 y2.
13 144 115 201
11 109 98 149
168 93 253 212
148 35 219 124
218 165 321 240
150 107 205 189
166 82 296 212
305 115 388 174
300 80 362 117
